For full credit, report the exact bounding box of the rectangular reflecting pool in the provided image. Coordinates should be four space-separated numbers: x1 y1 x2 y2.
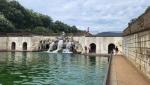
0 52 108 85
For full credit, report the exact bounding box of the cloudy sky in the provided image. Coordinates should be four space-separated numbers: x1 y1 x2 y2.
17 0 150 34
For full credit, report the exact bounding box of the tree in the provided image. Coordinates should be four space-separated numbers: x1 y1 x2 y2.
32 26 48 33
71 26 78 33
0 0 81 34
0 14 15 32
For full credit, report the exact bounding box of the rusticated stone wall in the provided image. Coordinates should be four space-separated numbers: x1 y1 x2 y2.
123 8 150 79
123 30 150 79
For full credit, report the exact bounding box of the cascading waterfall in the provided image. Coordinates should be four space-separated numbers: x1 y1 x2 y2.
47 42 55 52
63 41 73 53
52 40 64 53
47 32 75 53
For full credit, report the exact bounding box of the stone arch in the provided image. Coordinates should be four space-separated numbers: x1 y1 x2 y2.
11 42 16 50
23 42 27 51
108 43 115 54
89 43 96 53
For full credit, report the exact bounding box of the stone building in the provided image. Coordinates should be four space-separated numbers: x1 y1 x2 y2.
123 7 150 79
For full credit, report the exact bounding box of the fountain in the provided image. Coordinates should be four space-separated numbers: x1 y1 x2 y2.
63 40 73 53
52 39 64 53
47 32 77 54
47 41 55 52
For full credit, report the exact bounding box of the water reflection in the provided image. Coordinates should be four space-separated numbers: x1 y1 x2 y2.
0 52 108 85
88 56 96 65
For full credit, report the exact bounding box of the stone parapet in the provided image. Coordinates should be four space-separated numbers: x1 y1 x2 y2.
123 7 150 36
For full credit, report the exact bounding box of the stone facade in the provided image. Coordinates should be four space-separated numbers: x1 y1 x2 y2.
0 36 56 51
123 8 150 79
73 36 122 54
0 36 122 54
0 37 8 51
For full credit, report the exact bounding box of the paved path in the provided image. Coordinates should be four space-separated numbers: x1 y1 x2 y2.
109 55 150 85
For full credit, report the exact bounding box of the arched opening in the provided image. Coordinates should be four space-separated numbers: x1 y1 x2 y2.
11 42 16 50
108 43 115 54
46 44 49 50
23 42 27 51
89 43 96 53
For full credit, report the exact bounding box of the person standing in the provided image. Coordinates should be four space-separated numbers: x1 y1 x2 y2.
115 46 119 54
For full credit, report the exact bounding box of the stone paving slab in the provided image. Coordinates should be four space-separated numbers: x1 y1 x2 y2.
109 55 150 85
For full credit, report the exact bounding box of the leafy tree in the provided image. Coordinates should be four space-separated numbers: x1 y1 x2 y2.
0 14 15 32
0 0 81 34
32 26 48 33
71 26 78 33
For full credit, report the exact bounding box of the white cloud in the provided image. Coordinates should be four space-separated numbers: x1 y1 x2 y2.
17 0 150 34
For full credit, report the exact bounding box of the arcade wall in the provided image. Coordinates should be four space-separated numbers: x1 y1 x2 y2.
73 36 122 54
0 36 122 54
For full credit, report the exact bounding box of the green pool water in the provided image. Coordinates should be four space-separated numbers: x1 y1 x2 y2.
0 52 108 85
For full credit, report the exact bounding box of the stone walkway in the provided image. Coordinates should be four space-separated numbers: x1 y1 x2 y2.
109 55 150 85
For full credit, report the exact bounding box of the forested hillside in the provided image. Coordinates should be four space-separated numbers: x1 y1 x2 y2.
0 0 80 34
